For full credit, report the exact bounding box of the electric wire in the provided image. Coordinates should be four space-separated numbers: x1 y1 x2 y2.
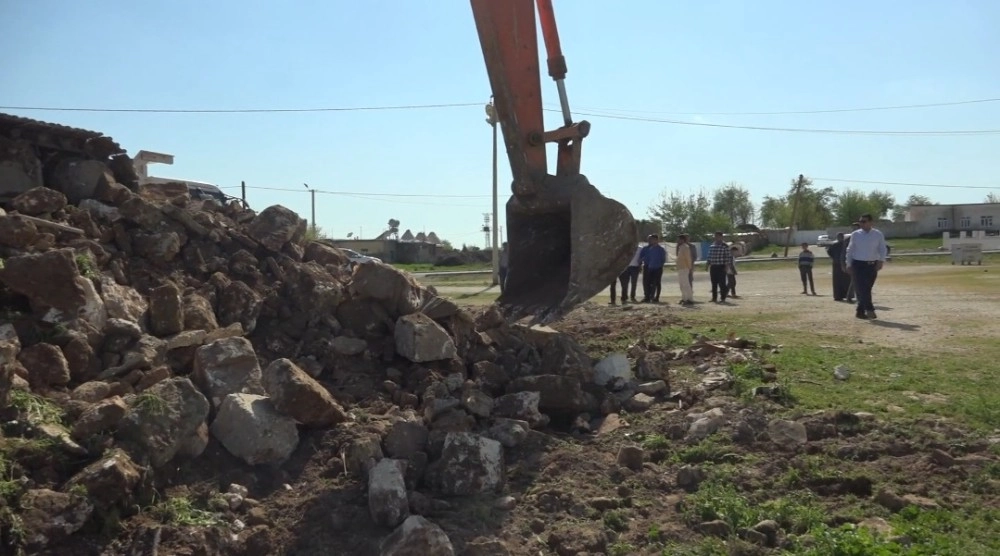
812 178 998 190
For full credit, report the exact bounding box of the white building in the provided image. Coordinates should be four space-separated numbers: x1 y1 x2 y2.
905 203 999 234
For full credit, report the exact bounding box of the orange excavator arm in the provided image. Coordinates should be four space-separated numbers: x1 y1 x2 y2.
470 0 637 324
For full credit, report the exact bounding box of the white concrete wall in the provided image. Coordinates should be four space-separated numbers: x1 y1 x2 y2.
943 230 1000 250
764 229 826 246
908 204 1000 233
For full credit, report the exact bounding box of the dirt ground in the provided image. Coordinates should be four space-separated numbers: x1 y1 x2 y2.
36 263 999 556
434 262 1000 352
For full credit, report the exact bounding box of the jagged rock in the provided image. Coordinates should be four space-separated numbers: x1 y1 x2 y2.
261 358 347 426
218 280 262 334
65 449 141 510
51 160 111 204
508 375 597 415
492 391 548 428
76 276 108 331
429 433 504 496
193 337 265 408
18 342 71 388
118 196 162 230
384 420 429 459
18 489 93 550
71 381 111 403
0 249 86 312
0 214 39 248
211 393 299 466
394 312 457 363
149 282 184 336
616 445 644 471
346 433 385 476
331 336 368 356
165 330 207 350
461 389 494 418
71 395 128 440
11 186 67 215
116 377 211 468
99 277 149 328
471 361 509 395
285 261 345 318
103 318 143 352
303 241 350 266
183 293 219 331
0 364 12 410
486 418 530 448
463 538 510 556
102 335 166 378
380 515 455 556
767 419 808 449
0 323 20 367
594 353 632 386
368 458 410 528
246 205 305 251
132 231 182 262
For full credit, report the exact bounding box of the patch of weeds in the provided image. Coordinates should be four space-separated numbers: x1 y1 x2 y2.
34 323 68 344
797 523 903 555
966 461 1000 495
602 509 628 532
75 254 98 278
8 390 65 425
647 523 662 543
660 537 728 556
152 496 221 527
758 492 827 534
608 541 637 556
133 392 168 417
641 433 669 452
67 483 88 498
651 326 694 349
0 506 26 551
889 505 1000 553
680 480 757 530
672 434 738 465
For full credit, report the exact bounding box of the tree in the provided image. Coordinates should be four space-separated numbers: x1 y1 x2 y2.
712 183 756 227
757 176 834 229
986 192 1000 204
649 190 730 242
891 194 934 222
831 189 896 225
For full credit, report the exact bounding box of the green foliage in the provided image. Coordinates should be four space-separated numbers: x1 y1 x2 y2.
602 509 628 532
891 194 935 222
641 434 670 451
302 225 330 242
152 496 221 527
711 182 756 227
74 253 98 278
831 188 895 225
133 392 168 417
8 390 65 425
649 189 732 242
759 175 836 229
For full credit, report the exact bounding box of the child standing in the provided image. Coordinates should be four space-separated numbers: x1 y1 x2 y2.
798 242 817 295
726 246 740 298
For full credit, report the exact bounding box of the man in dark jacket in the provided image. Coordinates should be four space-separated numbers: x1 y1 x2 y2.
639 234 668 303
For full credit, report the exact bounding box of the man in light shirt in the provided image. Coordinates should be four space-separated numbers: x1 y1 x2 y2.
675 234 695 305
845 214 888 319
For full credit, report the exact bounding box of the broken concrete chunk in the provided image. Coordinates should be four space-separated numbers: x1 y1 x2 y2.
394 312 457 363
210 393 299 466
261 358 347 427
380 515 455 556
368 458 410 528
193 337 265 408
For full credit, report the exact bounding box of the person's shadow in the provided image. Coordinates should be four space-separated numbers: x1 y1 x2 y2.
869 320 919 331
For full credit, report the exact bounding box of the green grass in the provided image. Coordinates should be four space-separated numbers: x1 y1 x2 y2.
152 496 221 527
883 236 945 251
7 390 66 425
395 263 491 273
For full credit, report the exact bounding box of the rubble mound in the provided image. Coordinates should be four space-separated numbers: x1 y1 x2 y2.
0 169 686 555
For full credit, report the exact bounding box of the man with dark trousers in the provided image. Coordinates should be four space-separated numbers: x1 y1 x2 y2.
639 234 668 303
705 231 734 303
845 214 887 319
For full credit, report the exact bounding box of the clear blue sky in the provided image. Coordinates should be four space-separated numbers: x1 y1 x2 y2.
2 0 998 245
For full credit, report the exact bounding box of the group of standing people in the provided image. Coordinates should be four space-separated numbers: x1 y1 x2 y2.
609 231 738 306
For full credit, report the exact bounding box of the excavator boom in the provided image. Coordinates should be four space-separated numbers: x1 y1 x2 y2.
470 0 638 324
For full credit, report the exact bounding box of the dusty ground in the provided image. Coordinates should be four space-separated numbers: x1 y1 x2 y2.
434 262 1000 352
32 263 998 556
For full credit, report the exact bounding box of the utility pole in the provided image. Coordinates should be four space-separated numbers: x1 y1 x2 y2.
241 180 246 206
485 98 500 286
303 183 316 236
784 174 806 257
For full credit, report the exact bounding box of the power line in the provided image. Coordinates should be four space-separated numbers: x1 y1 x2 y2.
5 96 1000 116
813 178 998 190
572 97 1000 116
223 185 490 198
560 109 1000 136
0 102 481 113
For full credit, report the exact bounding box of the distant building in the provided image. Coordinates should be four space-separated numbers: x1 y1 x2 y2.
905 203 999 234
327 229 445 264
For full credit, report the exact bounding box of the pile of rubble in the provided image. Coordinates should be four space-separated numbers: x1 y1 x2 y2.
0 163 709 554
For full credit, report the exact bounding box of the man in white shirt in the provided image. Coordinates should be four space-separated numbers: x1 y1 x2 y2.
845 214 888 319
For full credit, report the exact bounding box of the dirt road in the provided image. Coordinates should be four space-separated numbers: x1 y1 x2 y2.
432 262 998 351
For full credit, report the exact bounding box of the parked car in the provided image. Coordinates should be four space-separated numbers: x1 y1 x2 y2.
341 248 382 265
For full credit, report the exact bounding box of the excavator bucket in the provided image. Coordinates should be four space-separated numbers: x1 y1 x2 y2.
498 174 637 324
